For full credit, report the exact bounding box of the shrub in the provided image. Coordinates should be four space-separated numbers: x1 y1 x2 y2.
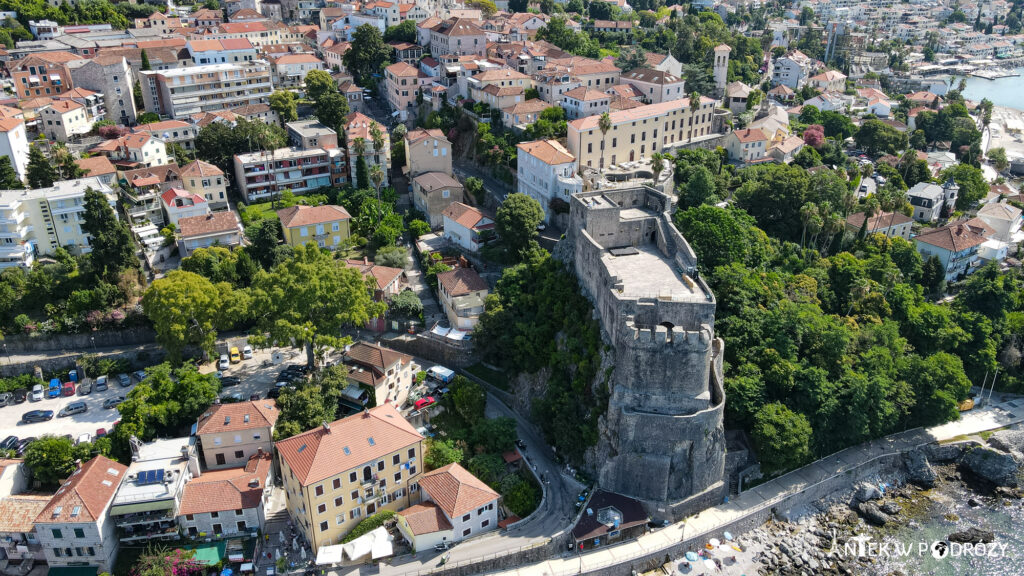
341 510 396 543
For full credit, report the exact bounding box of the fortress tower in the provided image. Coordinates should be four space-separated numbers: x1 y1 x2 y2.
713 44 731 98
559 185 726 520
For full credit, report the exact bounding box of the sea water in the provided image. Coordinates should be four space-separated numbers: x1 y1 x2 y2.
958 69 1024 111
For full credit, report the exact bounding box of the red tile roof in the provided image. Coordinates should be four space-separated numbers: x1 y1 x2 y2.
74 156 116 178
196 399 279 436
278 205 351 228
516 139 574 165
436 268 488 296
35 456 126 524
398 501 453 535
915 223 987 252
178 452 272 516
343 259 403 292
276 404 422 486
177 211 241 238
418 463 498 519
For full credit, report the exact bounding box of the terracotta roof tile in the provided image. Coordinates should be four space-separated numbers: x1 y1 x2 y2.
436 268 488 296
398 501 453 535
276 404 422 486
196 400 279 435
75 156 116 178
35 456 126 524
178 452 272 516
278 205 351 228
0 495 51 533
915 223 987 252
177 211 241 238
418 463 498 518
180 159 223 178
516 139 574 165
343 259 403 292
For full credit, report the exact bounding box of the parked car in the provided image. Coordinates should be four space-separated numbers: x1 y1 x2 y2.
0 393 11 407
242 345 253 360
416 426 436 438
95 375 108 391
229 347 241 363
11 389 27 404
95 428 107 438
103 396 125 410
46 380 61 399
15 437 35 456
21 410 53 423
220 376 241 387
61 382 75 397
267 388 282 399
0 436 18 450
414 396 436 410
29 385 43 402
249 392 261 401
78 381 92 395
117 374 131 388
286 364 311 374
218 354 230 371
76 433 92 445
133 370 147 382
58 401 88 417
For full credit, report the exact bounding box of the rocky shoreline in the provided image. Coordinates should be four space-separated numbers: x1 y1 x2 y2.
731 429 1024 576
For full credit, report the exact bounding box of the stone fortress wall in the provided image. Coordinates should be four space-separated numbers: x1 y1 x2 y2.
560 184 726 520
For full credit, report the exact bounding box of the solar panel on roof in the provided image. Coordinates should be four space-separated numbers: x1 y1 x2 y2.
137 469 165 485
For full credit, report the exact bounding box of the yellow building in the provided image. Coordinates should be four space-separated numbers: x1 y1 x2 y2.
277 204 352 250
276 404 425 549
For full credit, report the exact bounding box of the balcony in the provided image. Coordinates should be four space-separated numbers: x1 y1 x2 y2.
119 522 179 543
360 474 378 488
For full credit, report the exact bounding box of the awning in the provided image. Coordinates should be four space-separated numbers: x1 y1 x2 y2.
28 76 39 84
180 541 227 565
47 568 98 576
315 544 344 565
342 526 393 561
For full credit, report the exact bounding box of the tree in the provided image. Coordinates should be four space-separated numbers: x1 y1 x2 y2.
353 138 368 188
315 92 350 133
793 145 822 169
134 82 146 112
449 376 486 424
798 105 821 125
140 48 151 71
464 176 485 204
854 119 908 156
682 164 717 207
82 188 137 280
304 69 336 103
615 46 648 72
24 435 78 488
598 112 611 169
803 124 825 149
246 218 283 269
408 219 431 237
250 245 386 367
674 204 769 270
274 382 338 439
26 145 57 188
142 270 240 362
116 363 222 441
374 245 407 268
921 255 946 295
342 24 392 87
751 402 813 475
0 156 23 189
195 118 288 174
468 0 497 17
383 20 417 43
496 193 544 259
389 289 423 318
269 90 298 124
940 163 987 209
988 147 1009 172
424 438 463 469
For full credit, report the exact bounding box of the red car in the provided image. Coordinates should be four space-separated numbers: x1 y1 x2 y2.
414 396 436 410
95 428 107 438
61 382 75 397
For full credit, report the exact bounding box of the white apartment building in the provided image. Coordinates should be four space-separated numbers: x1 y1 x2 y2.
139 62 275 120
772 50 813 89
34 456 128 574
195 400 279 470
39 100 91 142
516 140 582 221
234 147 333 202
0 177 117 263
619 67 686 104
0 119 29 183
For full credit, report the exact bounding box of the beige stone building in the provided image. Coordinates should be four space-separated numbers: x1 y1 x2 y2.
436 267 488 331
343 341 417 408
428 18 487 57
276 404 425 549
404 128 452 178
566 96 717 170
195 399 279 470
413 172 465 229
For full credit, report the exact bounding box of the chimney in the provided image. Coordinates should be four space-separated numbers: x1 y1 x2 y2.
322 421 331 432
364 256 369 265
362 409 371 418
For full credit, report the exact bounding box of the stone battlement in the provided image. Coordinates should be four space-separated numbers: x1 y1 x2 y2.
625 320 712 348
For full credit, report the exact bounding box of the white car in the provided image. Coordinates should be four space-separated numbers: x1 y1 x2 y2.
242 345 253 360
218 354 230 371
30 384 43 402
76 433 92 445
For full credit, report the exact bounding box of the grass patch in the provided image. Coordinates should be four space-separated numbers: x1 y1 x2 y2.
239 202 283 227
598 48 619 59
465 362 509 391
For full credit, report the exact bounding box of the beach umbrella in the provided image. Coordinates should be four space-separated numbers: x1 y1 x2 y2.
278 532 285 545
274 549 281 561
685 551 699 562
221 569 233 576
292 538 299 551
709 538 721 548
300 547 307 561
723 531 733 541
703 558 716 570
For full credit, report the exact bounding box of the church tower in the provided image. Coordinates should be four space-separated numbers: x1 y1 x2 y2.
713 44 731 97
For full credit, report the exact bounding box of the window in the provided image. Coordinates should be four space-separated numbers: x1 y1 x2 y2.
482 519 490 528
334 496 344 507
333 478 341 490
300 227 308 237
410 465 417 475
320 521 329 532
349 472 357 483
317 503 327 514
462 514 471 522
394 471 402 483
315 485 324 496
350 508 361 520
73 528 85 538
234 450 244 459
336 515 344 525
377 461 385 471
213 523 223 534
87 547 95 556
351 490 359 501
185 514 194 521
51 529 62 539
237 521 247 531
442 189 450 198
211 511 219 518
463 528 471 537
332 222 340 232
408 448 416 459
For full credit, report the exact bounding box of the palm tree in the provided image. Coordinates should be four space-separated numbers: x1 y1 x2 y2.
799 202 818 248
846 278 871 316
650 152 665 177
598 112 612 170
688 91 701 142
369 122 385 166
369 164 384 225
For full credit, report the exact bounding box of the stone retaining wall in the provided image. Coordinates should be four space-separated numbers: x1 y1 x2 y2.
1 327 156 354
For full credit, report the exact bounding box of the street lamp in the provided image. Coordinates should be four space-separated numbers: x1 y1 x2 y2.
2 344 9 365
90 335 96 351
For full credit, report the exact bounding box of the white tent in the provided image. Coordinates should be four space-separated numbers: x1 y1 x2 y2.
343 527 394 561
316 545 344 566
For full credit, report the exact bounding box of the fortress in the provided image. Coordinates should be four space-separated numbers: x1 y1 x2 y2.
559 184 726 519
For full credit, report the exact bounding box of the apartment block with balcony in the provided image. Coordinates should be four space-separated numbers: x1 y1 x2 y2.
344 112 390 189
0 177 118 260
120 164 184 227
342 341 416 409
177 451 273 539
276 404 424 549
233 147 332 202
139 62 275 120
11 51 82 99
515 139 582 222
108 437 199 545
436 268 488 331
195 400 278 470
34 456 128 574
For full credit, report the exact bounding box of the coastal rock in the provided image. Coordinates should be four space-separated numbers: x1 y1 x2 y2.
856 502 890 525
988 430 1024 464
947 527 995 544
995 486 1022 499
968 498 982 507
853 482 882 502
880 501 900 515
926 442 978 463
961 447 1020 487
905 449 937 487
